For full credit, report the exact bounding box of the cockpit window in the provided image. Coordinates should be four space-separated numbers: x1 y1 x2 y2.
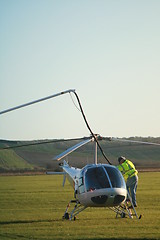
104 166 126 188
85 166 110 192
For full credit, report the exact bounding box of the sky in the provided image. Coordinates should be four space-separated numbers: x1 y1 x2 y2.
0 0 160 140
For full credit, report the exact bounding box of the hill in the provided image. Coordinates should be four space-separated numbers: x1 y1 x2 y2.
0 137 160 173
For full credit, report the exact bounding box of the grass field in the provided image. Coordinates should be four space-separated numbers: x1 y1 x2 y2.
0 172 160 240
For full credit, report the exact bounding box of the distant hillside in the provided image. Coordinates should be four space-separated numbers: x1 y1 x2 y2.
0 137 160 173
0 149 34 172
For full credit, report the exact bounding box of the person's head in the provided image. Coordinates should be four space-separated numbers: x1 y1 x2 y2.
118 156 126 164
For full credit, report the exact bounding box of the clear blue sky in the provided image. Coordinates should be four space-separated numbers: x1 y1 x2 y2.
0 0 160 140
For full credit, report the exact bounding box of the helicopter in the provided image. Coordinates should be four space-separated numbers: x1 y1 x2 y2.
1 89 160 220
49 135 129 220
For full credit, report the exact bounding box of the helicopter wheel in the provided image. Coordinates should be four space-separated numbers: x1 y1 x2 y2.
63 213 69 220
121 212 126 218
74 216 76 221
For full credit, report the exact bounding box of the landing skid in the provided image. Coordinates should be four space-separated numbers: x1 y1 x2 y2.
110 200 142 219
109 203 134 219
62 200 87 221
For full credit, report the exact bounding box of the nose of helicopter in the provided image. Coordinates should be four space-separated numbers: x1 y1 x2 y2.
91 193 125 206
79 188 126 207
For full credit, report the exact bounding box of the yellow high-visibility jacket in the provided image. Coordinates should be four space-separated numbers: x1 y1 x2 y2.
117 160 138 182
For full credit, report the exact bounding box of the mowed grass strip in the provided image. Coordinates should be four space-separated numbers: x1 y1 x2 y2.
0 172 160 240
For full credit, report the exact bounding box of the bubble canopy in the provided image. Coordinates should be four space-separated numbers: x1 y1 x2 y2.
80 164 126 192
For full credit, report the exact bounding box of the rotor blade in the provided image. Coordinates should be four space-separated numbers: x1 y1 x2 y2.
109 137 160 146
0 137 90 150
0 89 75 115
53 137 94 161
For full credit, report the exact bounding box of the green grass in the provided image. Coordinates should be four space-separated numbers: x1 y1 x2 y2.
0 173 160 240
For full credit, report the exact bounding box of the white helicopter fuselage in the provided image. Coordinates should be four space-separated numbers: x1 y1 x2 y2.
62 161 127 208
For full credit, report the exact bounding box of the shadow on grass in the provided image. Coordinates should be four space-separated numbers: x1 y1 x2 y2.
75 239 159 240
0 235 158 240
0 232 43 240
0 219 60 225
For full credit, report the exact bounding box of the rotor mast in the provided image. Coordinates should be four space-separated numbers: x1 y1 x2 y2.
94 140 98 164
93 134 102 165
